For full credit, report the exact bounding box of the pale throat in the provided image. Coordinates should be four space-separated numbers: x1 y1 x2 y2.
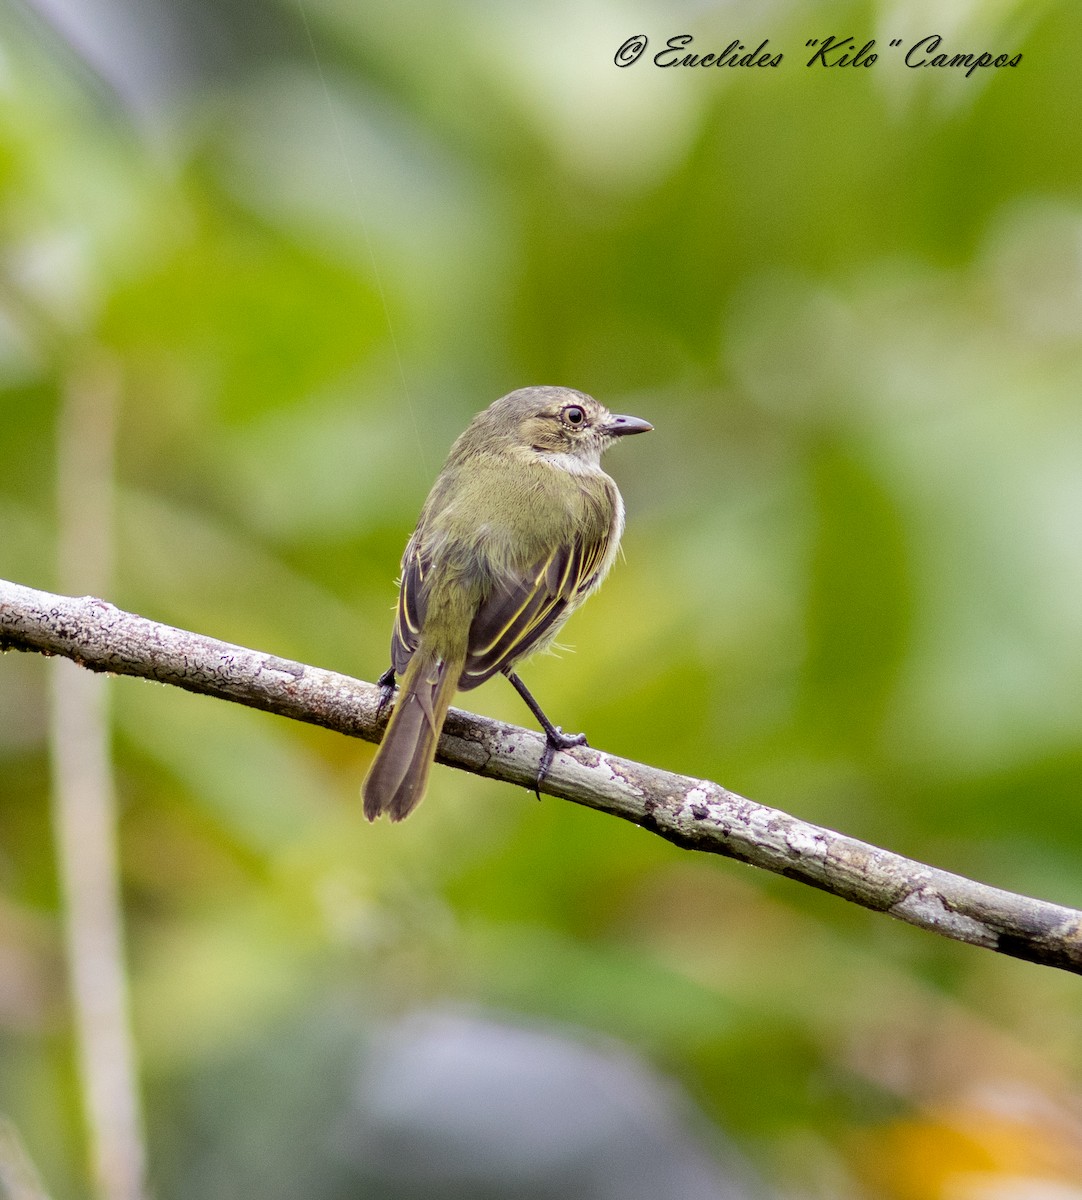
524 446 606 476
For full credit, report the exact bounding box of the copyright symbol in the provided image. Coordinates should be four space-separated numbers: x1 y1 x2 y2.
614 34 647 67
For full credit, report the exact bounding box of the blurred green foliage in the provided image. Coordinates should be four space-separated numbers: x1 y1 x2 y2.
2 0 1082 1196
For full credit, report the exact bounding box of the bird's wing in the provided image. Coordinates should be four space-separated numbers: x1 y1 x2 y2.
390 536 427 675
459 528 611 690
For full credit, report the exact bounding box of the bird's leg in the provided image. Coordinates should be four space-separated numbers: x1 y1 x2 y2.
376 666 396 722
504 670 588 799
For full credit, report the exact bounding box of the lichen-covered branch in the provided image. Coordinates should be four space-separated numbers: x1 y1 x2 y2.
3 577 1081 974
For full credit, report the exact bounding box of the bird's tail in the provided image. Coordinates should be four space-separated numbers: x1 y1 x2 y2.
362 649 462 822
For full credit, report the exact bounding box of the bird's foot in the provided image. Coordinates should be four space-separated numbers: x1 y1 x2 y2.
375 666 396 722
534 727 588 800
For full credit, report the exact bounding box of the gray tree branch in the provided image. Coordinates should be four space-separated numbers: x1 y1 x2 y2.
2 577 1081 974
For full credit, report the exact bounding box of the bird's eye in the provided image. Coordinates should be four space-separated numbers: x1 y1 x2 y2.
562 405 586 427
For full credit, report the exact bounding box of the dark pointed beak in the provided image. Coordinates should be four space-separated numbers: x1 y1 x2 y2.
604 414 653 437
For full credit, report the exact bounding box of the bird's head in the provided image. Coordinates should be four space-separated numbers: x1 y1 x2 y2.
472 386 652 466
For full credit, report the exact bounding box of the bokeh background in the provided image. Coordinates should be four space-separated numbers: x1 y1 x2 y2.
2 0 1082 1197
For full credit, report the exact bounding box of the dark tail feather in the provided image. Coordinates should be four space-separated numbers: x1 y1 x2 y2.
362 651 461 821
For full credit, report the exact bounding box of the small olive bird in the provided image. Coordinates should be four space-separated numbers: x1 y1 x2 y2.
362 385 652 821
